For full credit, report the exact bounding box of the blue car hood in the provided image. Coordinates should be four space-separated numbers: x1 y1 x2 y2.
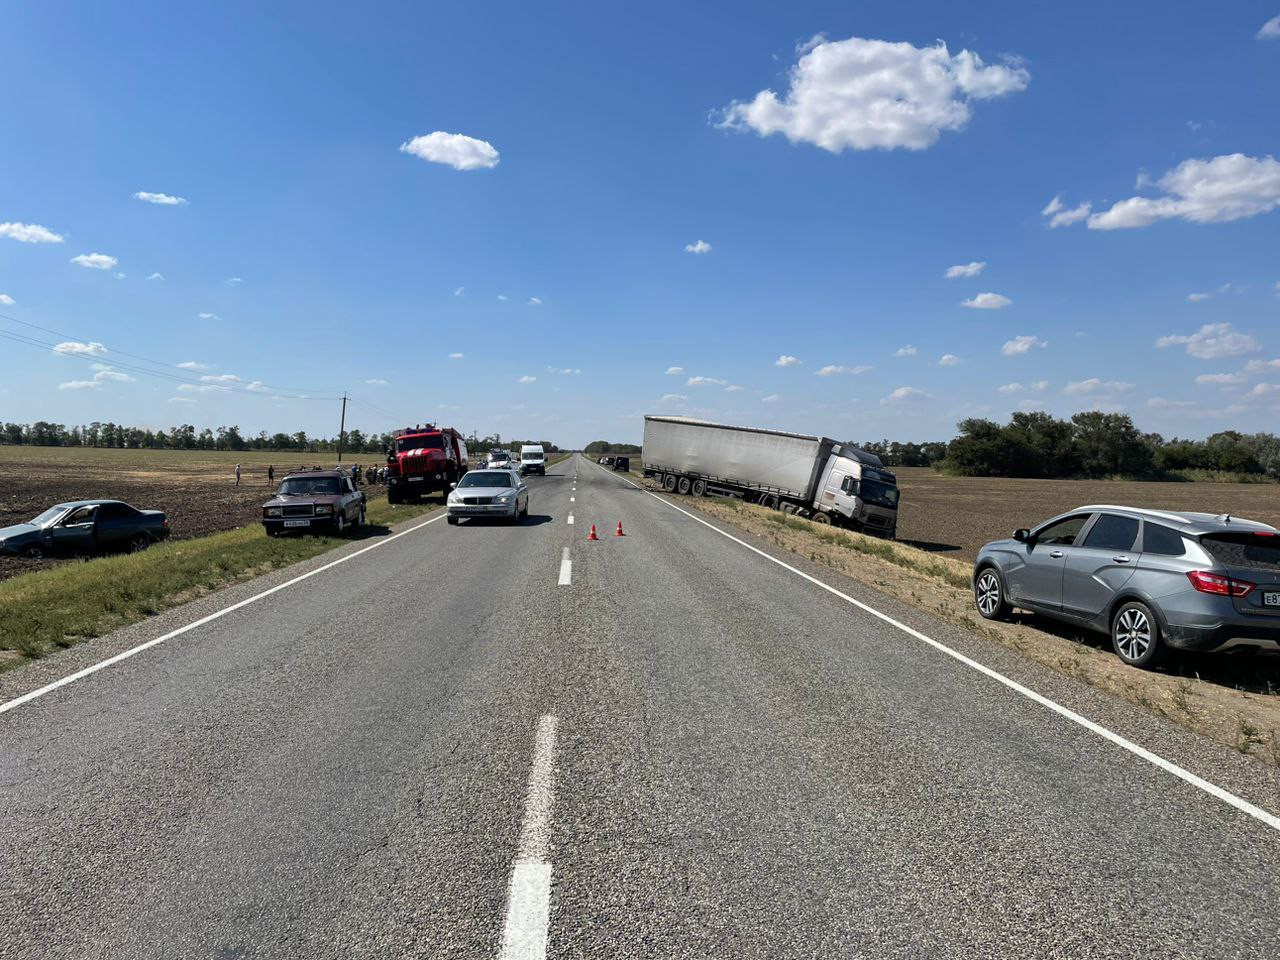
0 522 40 541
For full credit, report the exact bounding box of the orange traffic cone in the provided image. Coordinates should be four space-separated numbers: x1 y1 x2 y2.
586 524 599 541
615 521 626 537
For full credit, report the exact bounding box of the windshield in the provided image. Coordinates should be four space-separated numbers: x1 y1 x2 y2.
859 478 900 509
30 505 70 526
522 451 543 460
397 435 445 453
490 451 511 460
459 471 514 488
277 477 340 496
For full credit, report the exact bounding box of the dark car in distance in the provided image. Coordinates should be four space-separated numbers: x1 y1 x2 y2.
262 469 366 536
0 499 170 558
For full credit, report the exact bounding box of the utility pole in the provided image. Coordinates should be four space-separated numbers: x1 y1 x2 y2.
336 392 348 463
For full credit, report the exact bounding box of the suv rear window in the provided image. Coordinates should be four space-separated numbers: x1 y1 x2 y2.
1082 514 1139 551
1201 533 1280 571
1142 522 1186 557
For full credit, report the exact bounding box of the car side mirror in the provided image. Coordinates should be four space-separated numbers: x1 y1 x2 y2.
449 482 457 490
1014 528 1032 543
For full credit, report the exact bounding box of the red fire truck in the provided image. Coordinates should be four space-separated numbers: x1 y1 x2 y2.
384 425 469 503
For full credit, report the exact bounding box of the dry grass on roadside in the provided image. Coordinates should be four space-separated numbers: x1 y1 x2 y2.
672 489 1280 770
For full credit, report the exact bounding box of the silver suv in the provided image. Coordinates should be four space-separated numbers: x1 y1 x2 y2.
973 505 1280 668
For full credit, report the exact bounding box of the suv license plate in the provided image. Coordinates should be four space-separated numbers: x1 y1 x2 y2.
408 476 423 482
284 519 310 528
1263 592 1280 608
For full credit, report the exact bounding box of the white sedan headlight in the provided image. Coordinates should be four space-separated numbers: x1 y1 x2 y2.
496 494 512 504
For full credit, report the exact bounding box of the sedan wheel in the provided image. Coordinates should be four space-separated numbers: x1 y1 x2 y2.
334 513 346 536
129 534 151 553
21 543 45 559
1111 601 1165 668
974 567 1011 621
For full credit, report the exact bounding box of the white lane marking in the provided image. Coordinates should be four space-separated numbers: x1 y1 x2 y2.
0 512 448 717
569 497 574 503
499 714 559 960
557 548 572 586
567 515 574 525
584 460 1280 834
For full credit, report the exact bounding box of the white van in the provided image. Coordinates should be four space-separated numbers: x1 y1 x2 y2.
519 444 546 476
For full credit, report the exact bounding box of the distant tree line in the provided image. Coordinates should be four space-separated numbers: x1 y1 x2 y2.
919 412 1280 480
583 439 641 455
0 421 558 458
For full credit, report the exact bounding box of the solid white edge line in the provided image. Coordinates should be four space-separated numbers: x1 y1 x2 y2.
499 714 559 960
557 547 572 586
585 459 1280 834
0 511 448 717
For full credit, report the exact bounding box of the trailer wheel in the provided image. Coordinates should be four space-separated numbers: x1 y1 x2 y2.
691 479 706 497
677 477 692 495
812 512 832 525
663 474 678 493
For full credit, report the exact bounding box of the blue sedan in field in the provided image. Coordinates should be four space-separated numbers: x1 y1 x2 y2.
0 499 170 558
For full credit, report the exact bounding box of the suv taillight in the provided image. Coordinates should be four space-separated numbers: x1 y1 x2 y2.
1186 570 1255 598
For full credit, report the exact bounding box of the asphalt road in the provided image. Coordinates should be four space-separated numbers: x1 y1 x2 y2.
2 453 1279 959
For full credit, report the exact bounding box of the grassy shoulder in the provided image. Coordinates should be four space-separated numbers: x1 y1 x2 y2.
0 496 439 672
623 466 1280 769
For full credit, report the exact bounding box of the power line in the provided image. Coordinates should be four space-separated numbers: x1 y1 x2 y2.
0 310 342 399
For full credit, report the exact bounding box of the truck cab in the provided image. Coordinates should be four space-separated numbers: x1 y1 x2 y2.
385 425 467 502
815 449 900 538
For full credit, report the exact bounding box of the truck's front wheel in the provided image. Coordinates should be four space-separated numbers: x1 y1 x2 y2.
812 512 831 525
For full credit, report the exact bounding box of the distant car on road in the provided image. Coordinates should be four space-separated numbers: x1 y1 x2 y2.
486 449 515 471
973 505 1280 668
519 444 546 476
447 469 528 524
262 469 366 536
612 456 630 471
0 499 169 558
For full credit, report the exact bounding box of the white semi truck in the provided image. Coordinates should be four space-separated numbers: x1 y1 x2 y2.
642 415 900 537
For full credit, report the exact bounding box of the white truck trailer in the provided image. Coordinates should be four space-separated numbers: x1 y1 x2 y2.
642 416 900 537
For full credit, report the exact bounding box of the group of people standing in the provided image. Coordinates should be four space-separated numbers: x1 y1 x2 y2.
233 462 387 486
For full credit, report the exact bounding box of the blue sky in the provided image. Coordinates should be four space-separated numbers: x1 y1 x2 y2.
2 2 1279 448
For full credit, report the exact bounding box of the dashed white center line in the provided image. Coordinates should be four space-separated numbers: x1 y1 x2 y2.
569 497 574 502
498 715 560 960
557 547 572 586
567 515 574 525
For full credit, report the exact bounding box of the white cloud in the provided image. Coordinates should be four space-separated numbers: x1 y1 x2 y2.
167 396 196 404
0 293 13 305
497 294 508 301
400 131 500 171
1259 15 1280 39
724 384 744 392
1088 154 1280 229
517 375 536 383
224 277 243 286
1195 372 1246 385
547 366 582 375
666 365 685 375
449 352 464 359
527 297 542 306
684 240 712 254
364 378 389 385
200 373 240 383
147 272 163 281
1041 195 1091 228
0 221 64 243
762 394 781 403
53 340 107 356
1030 380 1048 391
58 380 101 390
198 312 219 320
939 354 962 366
719 35 1029 152
944 261 985 279
881 386 930 404
1247 383 1280 398
1002 335 1047 356
962 291 1011 310
92 367 135 383
816 364 872 376
998 382 1024 394
177 361 209 370
894 345 917 357
1186 292 1210 302
134 190 187 206
1147 397 1196 410
246 381 269 393
1063 378 1134 396
775 354 801 367
114 272 126 280
453 286 465 297
1155 322 1261 359
687 376 728 386
70 252 117 270
660 393 688 403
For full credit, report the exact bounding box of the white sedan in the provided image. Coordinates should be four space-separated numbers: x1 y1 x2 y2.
446 469 529 524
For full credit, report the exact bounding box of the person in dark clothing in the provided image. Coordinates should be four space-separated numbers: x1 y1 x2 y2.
267 465 275 484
